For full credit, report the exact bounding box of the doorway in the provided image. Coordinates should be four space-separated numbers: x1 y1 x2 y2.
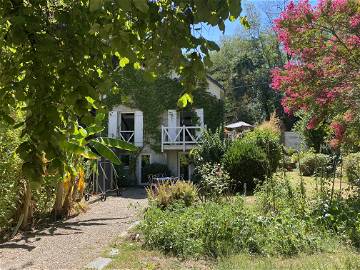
178 152 191 180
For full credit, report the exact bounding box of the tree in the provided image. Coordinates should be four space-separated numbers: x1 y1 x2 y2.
271 0 360 149
0 0 245 228
208 3 288 126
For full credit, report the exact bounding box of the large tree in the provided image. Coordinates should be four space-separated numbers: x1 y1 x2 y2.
271 0 360 149
208 4 287 125
0 0 244 228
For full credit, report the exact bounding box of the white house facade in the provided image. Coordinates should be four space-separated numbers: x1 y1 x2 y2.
107 77 224 185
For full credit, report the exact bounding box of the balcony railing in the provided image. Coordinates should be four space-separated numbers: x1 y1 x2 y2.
118 130 134 143
161 125 204 152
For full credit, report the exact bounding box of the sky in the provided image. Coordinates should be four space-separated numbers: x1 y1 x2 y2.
200 0 318 44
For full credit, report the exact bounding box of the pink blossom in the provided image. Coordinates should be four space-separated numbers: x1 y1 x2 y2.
306 117 318 130
350 14 360 28
330 121 345 139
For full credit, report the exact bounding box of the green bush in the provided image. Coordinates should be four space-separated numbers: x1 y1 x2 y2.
194 163 233 200
140 198 327 258
142 163 171 181
343 153 360 186
146 181 198 209
243 128 282 174
0 120 23 233
299 151 330 176
222 139 270 192
190 128 228 166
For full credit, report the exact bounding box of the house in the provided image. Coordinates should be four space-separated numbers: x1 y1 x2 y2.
107 75 224 185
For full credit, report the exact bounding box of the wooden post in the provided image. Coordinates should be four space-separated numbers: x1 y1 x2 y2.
183 125 186 152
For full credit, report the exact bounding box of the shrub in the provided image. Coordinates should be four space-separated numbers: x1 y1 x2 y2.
343 153 360 186
299 151 330 176
142 163 171 181
146 181 198 209
222 139 269 192
140 198 328 258
0 119 23 233
190 128 228 166
243 128 282 174
194 163 233 200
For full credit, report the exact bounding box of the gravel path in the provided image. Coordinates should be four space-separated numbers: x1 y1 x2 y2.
0 188 147 270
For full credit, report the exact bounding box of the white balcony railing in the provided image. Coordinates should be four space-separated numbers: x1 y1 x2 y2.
161 125 204 152
118 130 135 143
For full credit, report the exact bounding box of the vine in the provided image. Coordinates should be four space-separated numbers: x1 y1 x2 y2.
104 69 224 152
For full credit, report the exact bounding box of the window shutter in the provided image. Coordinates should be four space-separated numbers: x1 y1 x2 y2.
167 110 177 141
195 108 204 127
134 111 143 147
108 111 118 138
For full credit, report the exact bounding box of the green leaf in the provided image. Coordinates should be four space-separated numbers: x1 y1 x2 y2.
89 0 103 12
60 141 98 159
90 140 121 164
119 57 130 68
177 93 193 108
228 0 241 18
0 112 15 125
96 137 138 152
240 16 251 29
133 0 149 13
133 62 141 70
119 0 131 11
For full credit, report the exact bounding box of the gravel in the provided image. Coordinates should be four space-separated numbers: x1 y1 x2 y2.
0 188 147 270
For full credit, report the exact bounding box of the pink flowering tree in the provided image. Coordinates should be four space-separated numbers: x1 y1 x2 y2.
271 0 360 149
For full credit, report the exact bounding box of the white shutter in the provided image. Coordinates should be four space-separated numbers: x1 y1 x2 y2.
108 111 118 138
134 111 143 147
195 108 204 127
167 110 177 141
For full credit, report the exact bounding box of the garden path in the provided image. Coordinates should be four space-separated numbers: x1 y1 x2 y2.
0 188 147 270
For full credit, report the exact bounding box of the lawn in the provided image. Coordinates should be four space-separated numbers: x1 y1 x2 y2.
105 239 360 270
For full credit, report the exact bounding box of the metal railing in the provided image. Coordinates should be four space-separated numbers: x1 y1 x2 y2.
161 125 204 152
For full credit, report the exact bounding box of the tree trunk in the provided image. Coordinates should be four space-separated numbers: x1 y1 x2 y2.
53 181 64 219
20 181 33 230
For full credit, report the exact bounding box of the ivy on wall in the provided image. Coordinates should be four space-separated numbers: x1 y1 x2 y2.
104 69 224 152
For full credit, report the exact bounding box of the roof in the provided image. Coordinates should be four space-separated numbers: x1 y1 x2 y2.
225 121 253 129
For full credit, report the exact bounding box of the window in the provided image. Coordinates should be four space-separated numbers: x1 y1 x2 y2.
118 112 135 143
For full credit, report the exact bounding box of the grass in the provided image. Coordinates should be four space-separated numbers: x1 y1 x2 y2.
105 239 360 270
104 170 359 270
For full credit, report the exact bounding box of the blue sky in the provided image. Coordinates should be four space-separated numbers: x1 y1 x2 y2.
200 0 318 44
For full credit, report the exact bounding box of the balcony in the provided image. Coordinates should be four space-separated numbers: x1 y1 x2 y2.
161 125 204 152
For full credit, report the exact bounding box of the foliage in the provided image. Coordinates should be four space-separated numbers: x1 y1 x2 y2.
299 151 331 177
243 124 282 174
313 196 360 248
343 153 360 186
140 197 328 258
222 139 269 192
0 119 23 233
146 181 198 209
194 163 233 200
208 3 292 127
293 111 328 152
190 128 228 166
142 163 171 181
0 0 242 223
271 0 360 148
